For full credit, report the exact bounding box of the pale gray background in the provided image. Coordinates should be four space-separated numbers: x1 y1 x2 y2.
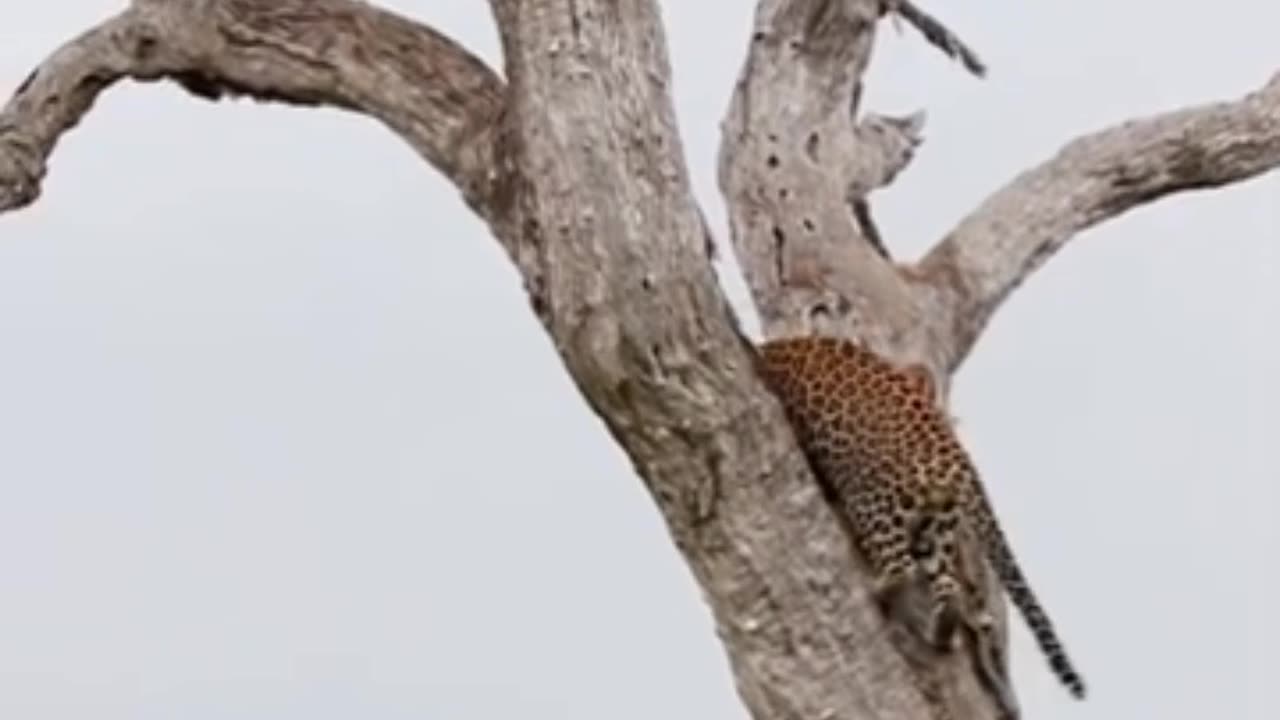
0 2 1275 719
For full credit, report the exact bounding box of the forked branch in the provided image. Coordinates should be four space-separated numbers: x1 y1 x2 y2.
718 1 1003 717
22 1 1269 719
916 70 1280 369
719 0 984 384
0 1 973 718
719 0 916 349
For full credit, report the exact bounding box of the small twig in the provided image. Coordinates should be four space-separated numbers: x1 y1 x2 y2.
884 0 987 77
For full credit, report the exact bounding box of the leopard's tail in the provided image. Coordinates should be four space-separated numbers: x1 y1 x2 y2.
968 487 1087 700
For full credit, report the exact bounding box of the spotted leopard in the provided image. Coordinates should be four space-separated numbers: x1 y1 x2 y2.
755 335 1085 700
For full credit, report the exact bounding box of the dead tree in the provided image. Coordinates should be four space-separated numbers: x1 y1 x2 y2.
2 1 1278 719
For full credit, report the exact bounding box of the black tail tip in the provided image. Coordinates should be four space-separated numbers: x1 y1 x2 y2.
1064 674 1086 700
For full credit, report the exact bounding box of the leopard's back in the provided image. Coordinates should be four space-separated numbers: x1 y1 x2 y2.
756 335 1085 700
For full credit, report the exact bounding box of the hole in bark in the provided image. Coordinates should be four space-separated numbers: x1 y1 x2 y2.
767 133 778 143
134 34 157 60
809 303 832 324
766 154 779 168
802 218 815 232
522 218 542 247
528 293 549 320
779 188 790 200
772 225 786 245
805 132 820 161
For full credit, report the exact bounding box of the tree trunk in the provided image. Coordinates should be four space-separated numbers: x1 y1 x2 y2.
3 1 1279 719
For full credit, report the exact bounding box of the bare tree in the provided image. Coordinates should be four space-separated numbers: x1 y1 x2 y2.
2 1 1278 719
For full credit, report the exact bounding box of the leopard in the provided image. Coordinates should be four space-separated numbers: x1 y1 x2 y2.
754 335 1085 702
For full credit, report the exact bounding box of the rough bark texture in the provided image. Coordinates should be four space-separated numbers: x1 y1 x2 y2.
3 2 1279 719
916 70 1280 371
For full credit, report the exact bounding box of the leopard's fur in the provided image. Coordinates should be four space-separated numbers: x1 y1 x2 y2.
756 335 1085 700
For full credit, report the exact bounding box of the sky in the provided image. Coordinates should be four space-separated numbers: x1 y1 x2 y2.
0 2 1276 719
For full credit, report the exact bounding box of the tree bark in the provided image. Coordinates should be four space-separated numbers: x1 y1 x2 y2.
914 70 1280 371
3 2 1279 719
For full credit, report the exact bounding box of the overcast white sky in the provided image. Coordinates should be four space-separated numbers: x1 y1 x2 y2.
0 2 1276 719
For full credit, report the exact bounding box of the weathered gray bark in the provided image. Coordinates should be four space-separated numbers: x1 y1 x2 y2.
2 2 1278 719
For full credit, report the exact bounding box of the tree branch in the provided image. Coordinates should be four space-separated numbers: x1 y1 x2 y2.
481 2 947 717
0 0 504 216
886 0 986 78
718 0 920 352
3 2 941 718
845 110 927 261
0 1 1095 719
847 109 927 197
718 1 1007 718
915 70 1280 370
